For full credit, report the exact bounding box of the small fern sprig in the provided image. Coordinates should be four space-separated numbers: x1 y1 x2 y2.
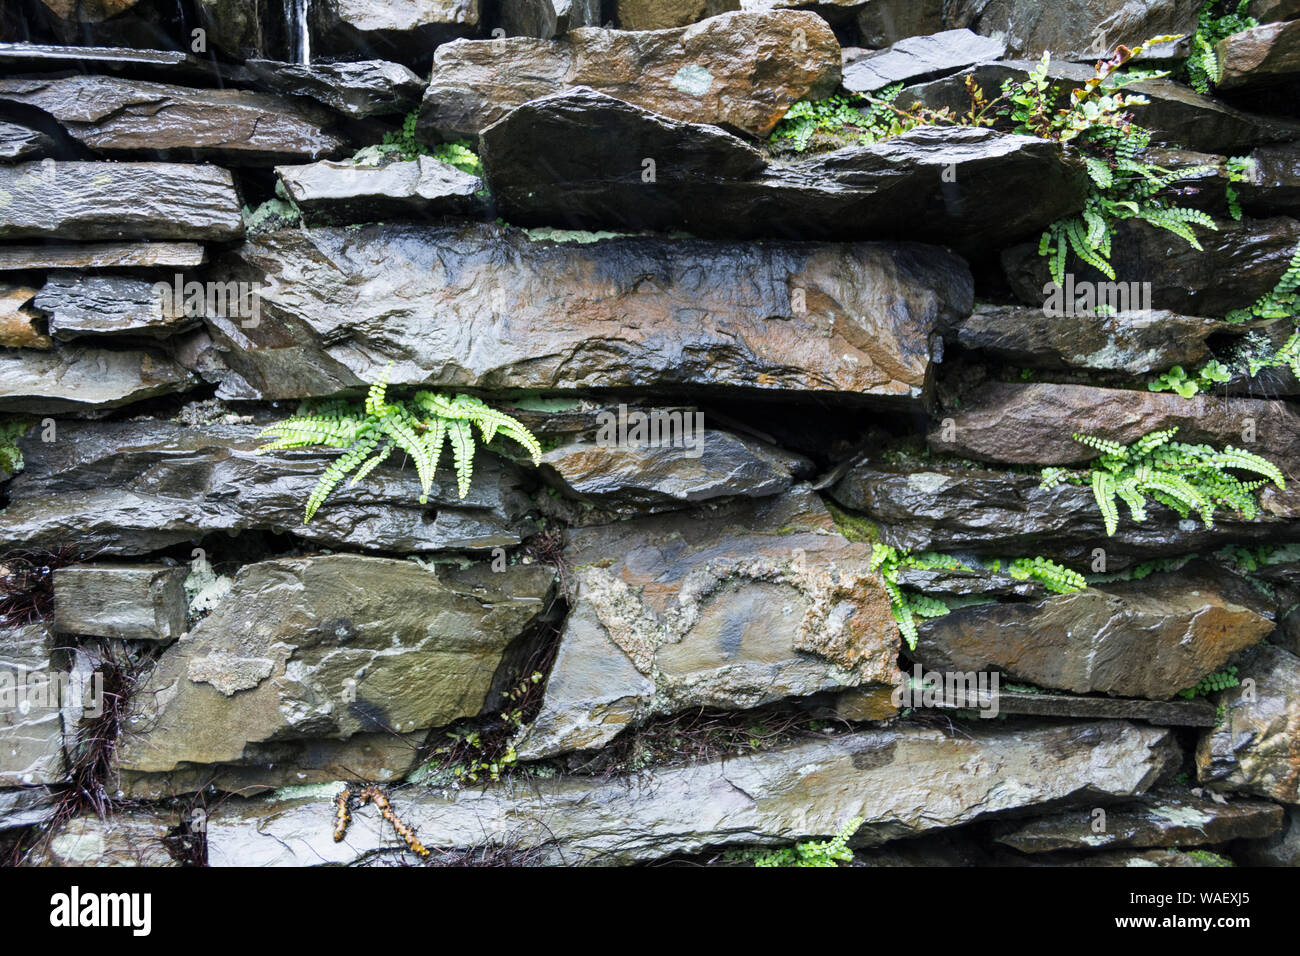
0 419 31 475
1040 428 1285 535
257 364 542 522
1007 556 1086 594
871 544 960 650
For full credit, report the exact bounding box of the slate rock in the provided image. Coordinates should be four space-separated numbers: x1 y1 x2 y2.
307 0 481 60
274 155 484 223
1235 141 1300 217
34 275 194 340
0 625 65 787
1236 805 1300 866
1216 18 1300 91
1003 215 1300 317
0 786 55 830
22 811 178 867
834 686 1218 726
0 76 347 165
417 11 841 140
829 461 1300 561
514 488 902 758
0 346 197 414
541 424 811 510
205 720 1178 865
0 243 207 271
841 28 1005 93
480 88 1087 251
617 0 739 30
53 564 189 642
927 381 1300 475
234 59 425 119
1196 643 1300 803
948 305 1223 375
949 0 1201 60
116 555 554 773
502 0 602 37
0 420 533 555
992 791 1284 853
0 161 243 242
0 121 54 164
199 222 970 403
911 564 1275 699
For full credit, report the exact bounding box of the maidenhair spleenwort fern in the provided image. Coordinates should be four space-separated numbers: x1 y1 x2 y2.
257 364 542 522
1040 429 1285 536
870 545 958 651
0 419 29 475
1006 556 1087 595
1011 39 1219 287
749 816 863 867
1185 0 1258 94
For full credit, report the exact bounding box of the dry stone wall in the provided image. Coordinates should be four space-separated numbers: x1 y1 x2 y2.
0 0 1298 868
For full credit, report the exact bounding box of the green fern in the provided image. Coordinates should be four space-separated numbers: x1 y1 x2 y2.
258 364 541 522
0 419 30 475
1185 1 1257 94
1007 556 1086 594
372 109 482 174
748 816 863 867
871 545 964 650
1018 42 1220 287
1041 428 1285 535
1177 666 1239 699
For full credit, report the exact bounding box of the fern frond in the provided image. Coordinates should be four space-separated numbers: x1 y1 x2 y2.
447 419 475 499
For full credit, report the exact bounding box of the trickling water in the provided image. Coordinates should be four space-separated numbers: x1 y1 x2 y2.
287 0 311 65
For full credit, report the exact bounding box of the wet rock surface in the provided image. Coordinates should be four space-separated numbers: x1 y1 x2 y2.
502 0 601 37
0 625 65 788
0 420 534 555
1216 19 1300 92
307 0 481 59
34 275 194 340
481 90 1087 250
992 791 1284 853
911 564 1276 699
829 460 1300 561
201 222 970 402
417 11 841 140
117 554 554 774
275 156 484 223
1002 215 1300 316
52 563 189 642
514 488 901 758
541 425 811 510
0 345 197 414
0 76 348 165
928 381 1300 472
1196 644 1300 803
947 305 1223 375
232 59 425 119
0 242 207 271
0 120 54 163
841 28 1005 93
0 161 243 242
205 720 1178 865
